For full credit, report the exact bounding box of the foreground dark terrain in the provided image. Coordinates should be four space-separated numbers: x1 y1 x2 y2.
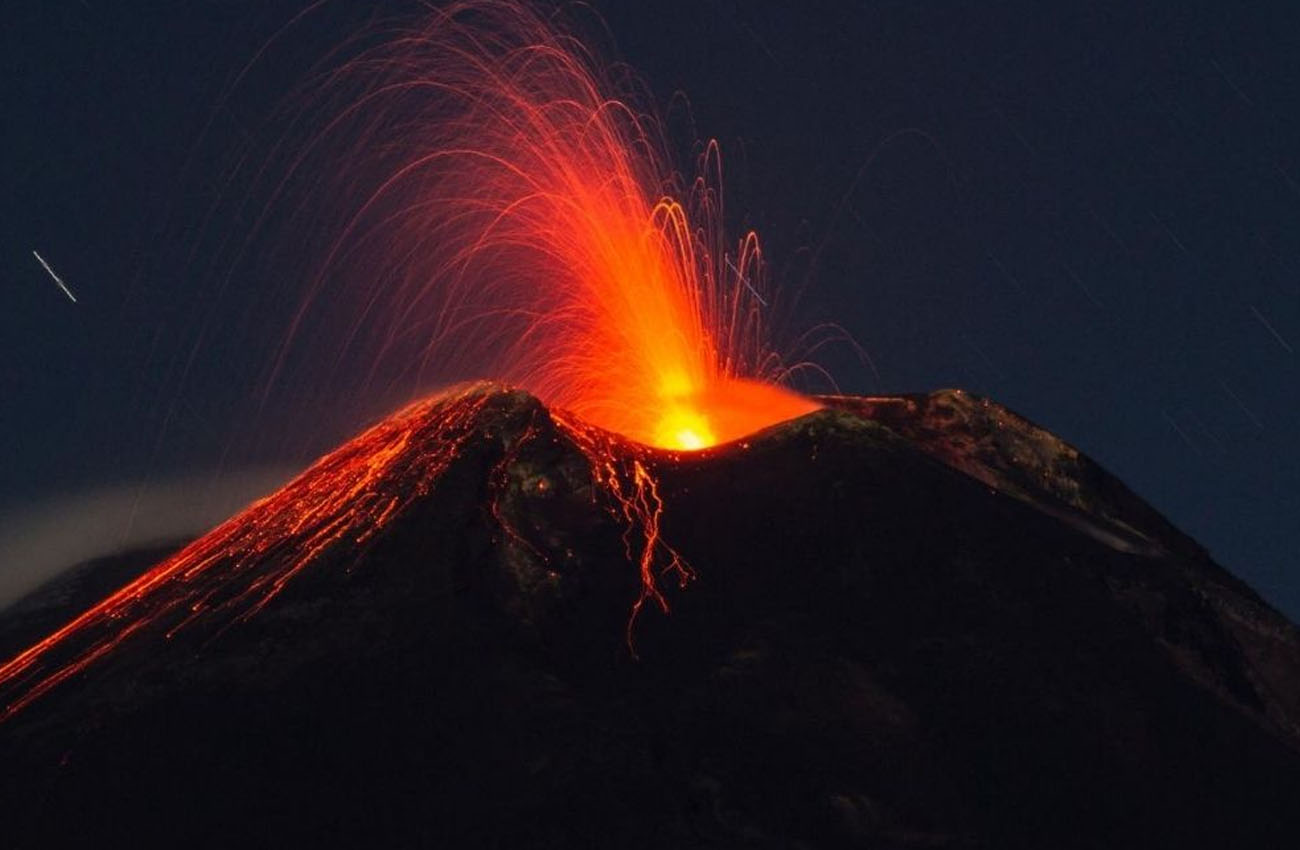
2 386 1298 848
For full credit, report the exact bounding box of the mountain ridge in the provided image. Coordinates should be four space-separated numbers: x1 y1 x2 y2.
2 384 1298 848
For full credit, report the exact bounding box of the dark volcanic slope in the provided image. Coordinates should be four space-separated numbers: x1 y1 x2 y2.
0 541 185 662
2 385 1298 849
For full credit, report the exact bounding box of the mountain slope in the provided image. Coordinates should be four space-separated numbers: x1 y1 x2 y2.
1 384 1297 848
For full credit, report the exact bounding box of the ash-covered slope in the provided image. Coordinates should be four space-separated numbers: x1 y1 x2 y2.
2 384 1299 849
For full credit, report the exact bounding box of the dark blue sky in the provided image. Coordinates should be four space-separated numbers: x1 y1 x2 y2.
3 1 1298 616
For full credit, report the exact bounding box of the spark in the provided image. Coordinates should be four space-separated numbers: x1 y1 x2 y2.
269 1 820 452
1248 305 1294 354
0 385 702 717
552 410 693 655
0 388 493 719
32 250 77 303
0 1 829 718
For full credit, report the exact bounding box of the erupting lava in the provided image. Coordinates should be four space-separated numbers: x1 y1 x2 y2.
282 0 819 450
0 1 823 717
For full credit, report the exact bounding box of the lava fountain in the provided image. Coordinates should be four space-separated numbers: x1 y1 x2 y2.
0 1 824 717
276 0 819 450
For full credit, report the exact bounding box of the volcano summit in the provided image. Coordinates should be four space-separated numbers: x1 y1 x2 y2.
2 384 1299 849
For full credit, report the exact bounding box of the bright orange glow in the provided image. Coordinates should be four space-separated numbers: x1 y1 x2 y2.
0 385 714 717
0 2 827 718
0 387 494 720
550 408 694 652
291 0 819 449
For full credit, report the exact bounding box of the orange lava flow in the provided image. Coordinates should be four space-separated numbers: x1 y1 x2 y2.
0 2 825 718
288 0 818 450
0 386 708 716
551 410 694 652
0 387 493 720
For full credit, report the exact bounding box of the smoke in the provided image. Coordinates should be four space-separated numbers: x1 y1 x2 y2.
0 467 296 611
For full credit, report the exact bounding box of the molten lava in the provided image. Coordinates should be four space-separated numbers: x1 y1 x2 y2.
0 388 491 719
284 0 818 450
0 386 712 719
0 1 825 717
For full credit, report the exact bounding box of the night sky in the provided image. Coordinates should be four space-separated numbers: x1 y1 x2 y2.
3 2 1298 616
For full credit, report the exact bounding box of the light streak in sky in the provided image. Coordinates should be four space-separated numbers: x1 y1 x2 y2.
1248 305 1294 354
32 250 77 303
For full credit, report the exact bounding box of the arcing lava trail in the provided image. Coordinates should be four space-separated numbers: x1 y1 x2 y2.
274 0 819 451
1 0 821 719
7 3 1300 847
0 0 832 717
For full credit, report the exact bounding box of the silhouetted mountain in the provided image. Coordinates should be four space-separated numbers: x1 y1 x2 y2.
2 385 1298 848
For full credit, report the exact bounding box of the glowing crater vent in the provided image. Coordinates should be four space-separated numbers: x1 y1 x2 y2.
648 379 820 450
0 0 832 720
272 2 822 450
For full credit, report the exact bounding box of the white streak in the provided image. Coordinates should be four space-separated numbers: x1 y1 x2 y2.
725 255 768 306
32 250 77 303
1249 304 1294 354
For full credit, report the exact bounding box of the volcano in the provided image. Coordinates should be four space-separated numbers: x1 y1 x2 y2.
2 385 1299 849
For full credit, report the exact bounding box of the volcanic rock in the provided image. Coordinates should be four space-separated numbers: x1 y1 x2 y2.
2 384 1298 849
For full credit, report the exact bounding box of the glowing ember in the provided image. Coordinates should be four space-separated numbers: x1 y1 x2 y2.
280 0 819 450
0 1 824 717
0 388 492 719
550 410 695 649
0 386 719 717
